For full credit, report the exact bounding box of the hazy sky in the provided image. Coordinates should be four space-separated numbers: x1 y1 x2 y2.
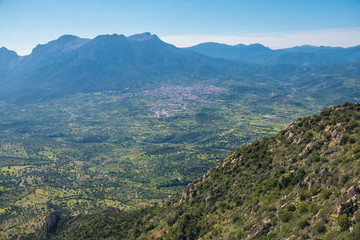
1 0 360 55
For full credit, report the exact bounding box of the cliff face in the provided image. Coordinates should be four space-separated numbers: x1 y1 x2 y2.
23 103 360 239
43 211 60 233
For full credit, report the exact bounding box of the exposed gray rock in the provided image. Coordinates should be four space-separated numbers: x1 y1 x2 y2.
325 125 332 133
248 224 262 238
319 167 328 176
337 196 358 216
348 186 358 198
295 138 304 146
284 122 295 130
285 131 294 140
202 170 211 182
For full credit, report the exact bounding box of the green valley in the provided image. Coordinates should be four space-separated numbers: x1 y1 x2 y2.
0 80 313 238
24 102 360 240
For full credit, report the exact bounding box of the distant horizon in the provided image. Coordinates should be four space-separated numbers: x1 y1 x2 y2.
2 30 360 57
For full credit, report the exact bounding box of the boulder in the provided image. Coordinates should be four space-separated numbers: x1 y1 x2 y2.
348 186 358 198
319 167 328 176
248 224 262 238
303 176 310 183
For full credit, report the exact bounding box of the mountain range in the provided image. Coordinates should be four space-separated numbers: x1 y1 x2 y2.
186 42 360 65
0 33 240 101
0 33 359 102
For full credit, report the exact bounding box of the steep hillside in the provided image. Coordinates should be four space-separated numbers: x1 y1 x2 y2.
22 102 360 239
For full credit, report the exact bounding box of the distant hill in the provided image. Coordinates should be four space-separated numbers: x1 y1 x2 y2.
186 43 360 65
22 102 360 239
294 61 360 106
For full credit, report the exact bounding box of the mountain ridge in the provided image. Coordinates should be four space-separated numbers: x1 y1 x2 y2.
2 33 360 104
186 42 360 65
1 33 359 102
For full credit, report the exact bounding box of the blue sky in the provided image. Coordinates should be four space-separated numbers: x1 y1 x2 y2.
1 0 360 55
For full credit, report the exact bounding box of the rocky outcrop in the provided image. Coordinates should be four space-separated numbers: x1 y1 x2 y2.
325 123 348 146
43 211 60 233
318 167 328 176
337 185 360 216
179 178 201 204
246 224 262 239
284 129 305 146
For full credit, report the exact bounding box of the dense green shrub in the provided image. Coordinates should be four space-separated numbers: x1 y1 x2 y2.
338 214 351 231
351 223 360 238
321 189 332 200
309 203 320 215
297 202 309 214
297 218 310 229
312 222 326 234
299 190 310 201
286 204 296 212
279 211 292 222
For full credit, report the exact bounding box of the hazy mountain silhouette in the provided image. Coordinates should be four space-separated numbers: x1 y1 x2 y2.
186 43 360 65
